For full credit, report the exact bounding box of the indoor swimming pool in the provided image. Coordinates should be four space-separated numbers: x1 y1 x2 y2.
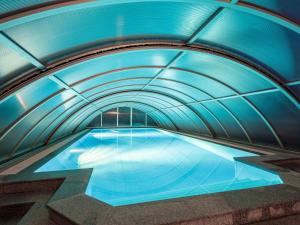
35 128 283 206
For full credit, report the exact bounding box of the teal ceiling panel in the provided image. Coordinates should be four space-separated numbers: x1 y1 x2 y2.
148 111 170 128
290 84 300 98
197 8 300 82
17 96 82 152
173 51 273 93
0 43 34 86
242 0 300 24
85 85 144 100
36 100 86 146
53 106 95 141
73 68 160 93
220 97 279 147
94 95 170 110
0 0 53 16
0 90 77 155
162 108 186 129
145 85 195 103
191 103 228 138
55 49 179 85
150 79 211 101
202 101 249 142
160 69 235 98
177 105 211 135
0 77 61 133
139 93 180 107
246 92 300 149
84 80 150 99
4 2 217 61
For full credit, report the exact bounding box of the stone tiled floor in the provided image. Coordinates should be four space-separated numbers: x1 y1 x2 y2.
270 158 300 173
249 214 300 225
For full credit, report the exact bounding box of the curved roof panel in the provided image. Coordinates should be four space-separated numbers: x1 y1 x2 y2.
0 0 299 162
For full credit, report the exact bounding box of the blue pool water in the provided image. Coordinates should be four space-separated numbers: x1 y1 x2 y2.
36 128 282 206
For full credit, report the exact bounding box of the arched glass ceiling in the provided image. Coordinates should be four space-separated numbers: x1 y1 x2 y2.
0 0 299 162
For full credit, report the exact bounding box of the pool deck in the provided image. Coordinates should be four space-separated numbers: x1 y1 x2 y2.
0 129 300 225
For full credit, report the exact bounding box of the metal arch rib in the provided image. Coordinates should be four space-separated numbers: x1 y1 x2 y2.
0 42 296 149
78 82 229 137
72 72 252 143
148 77 254 144
58 63 274 144
85 90 215 137
9 95 78 156
136 91 216 137
171 67 284 148
30 99 85 148
1 42 298 110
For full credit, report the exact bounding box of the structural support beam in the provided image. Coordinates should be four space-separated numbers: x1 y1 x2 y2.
48 76 89 103
187 7 224 44
0 31 45 69
49 75 102 113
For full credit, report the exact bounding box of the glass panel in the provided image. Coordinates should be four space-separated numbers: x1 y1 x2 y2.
159 69 235 98
242 0 300 24
145 85 195 102
202 101 248 142
290 84 300 98
191 103 227 138
0 0 53 15
55 49 178 85
220 98 278 147
132 109 145 126
5 3 217 61
0 77 62 133
118 107 130 127
102 108 117 127
152 79 211 101
246 91 300 150
173 50 273 93
147 115 157 127
0 43 34 87
88 113 101 127
74 68 160 93
198 8 300 82
85 80 149 100
178 105 210 135
19 97 82 151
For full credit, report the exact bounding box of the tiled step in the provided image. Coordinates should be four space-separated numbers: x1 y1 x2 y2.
248 214 300 225
0 203 33 225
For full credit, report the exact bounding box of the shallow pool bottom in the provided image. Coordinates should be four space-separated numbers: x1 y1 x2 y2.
35 128 282 206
